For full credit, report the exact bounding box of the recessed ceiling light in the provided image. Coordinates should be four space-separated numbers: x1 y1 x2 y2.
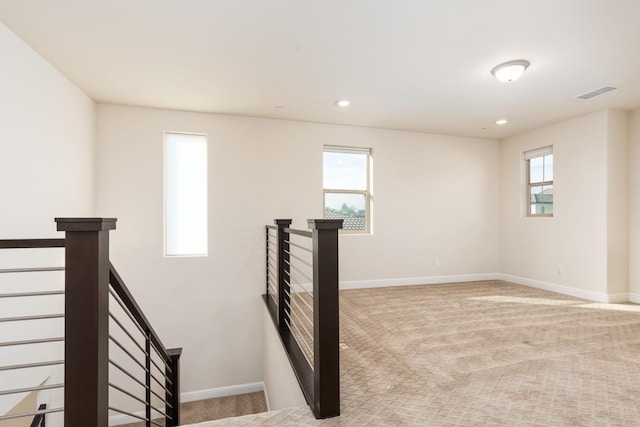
335 99 350 107
496 119 508 125
491 60 530 82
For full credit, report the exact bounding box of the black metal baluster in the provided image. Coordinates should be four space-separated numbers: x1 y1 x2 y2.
146 335 151 426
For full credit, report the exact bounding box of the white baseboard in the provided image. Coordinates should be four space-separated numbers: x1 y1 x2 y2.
108 382 264 426
339 272 630 303
628 293 640 304
263 384 271 412
340 273 500 290
607 292 630 303
182 381 264 403
497 273 627 303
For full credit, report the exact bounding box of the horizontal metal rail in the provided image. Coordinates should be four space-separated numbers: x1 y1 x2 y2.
267 269 277 285
0 239 65 249
109 312 147 355
0 406 63 421
0 313 64 323
265 225 277 231
109 407 163 427
0 383 64 396
286 278 313 311
0 360 64 372
287 261 314 287
286 249 312 268
149 347 171 383
109 288 147 340
109 359 171 404
109 335 148 374
288 296 314 327
267 259 278 275
0 336 64 348
267 246 278 258
284 228 313 238
109 382 149 407
0 290 64 299
268 283 277 297
112 379 174 422
288 240 312 253
285 318 314 367
109 263 173 368
111 335 172 394
285 299 314 337
0 267 64 274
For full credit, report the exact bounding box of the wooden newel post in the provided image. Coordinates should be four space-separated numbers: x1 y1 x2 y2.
275 219 292 328
56 218 117 427
166 348 182 426
308 218 343 418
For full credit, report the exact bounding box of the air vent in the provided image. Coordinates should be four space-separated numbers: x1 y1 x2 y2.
577 86 617 100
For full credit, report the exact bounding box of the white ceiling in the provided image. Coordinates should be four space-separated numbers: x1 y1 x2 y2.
1 0 639 139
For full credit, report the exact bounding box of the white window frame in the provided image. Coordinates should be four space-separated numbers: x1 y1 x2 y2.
322 145 372 234
524 146 553 217
164 131 208 257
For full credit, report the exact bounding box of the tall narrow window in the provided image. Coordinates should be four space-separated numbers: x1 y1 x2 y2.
525 146 553 217
165 132 208 256
323 146 371 233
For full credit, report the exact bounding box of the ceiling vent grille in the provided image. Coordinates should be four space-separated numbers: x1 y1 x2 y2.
577 86 617 100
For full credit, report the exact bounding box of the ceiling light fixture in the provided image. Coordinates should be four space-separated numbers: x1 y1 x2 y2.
496 119 508 125
335 99 350 107
491 60 530 82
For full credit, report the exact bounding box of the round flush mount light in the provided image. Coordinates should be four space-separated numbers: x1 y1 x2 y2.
491 60 530 82
496 119 508 125
335 99 351 107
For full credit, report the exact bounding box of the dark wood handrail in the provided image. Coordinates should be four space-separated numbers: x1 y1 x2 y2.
108 262 174 366
0 239 65 249
1 219 182 427
264 218 342 419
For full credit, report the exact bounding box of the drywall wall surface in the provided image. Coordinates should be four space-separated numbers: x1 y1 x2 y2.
500 111 609 296
262 304 307 411
606 110 629 296
0 22 95 237
0 22 94 425
95 103 499 394
629 109 640 299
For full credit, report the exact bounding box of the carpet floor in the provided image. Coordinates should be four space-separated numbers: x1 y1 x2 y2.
188 280 640 426
118 391 267 427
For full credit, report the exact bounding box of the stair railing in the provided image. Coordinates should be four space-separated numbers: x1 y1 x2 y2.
264 218 343 419
0 218 181 427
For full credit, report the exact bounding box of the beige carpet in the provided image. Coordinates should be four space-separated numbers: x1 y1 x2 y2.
187 280 640 426
118 391 266 427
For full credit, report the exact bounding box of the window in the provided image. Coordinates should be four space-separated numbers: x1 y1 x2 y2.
164 132 208 256
323 146 371 233
525 146 553 217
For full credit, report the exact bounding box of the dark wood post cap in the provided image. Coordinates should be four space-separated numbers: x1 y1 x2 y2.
307 219 344 230
274 219 292 226
55 218 117 232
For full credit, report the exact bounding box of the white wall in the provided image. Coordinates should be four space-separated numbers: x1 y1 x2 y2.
95 103 500 395
0 22 95 238
0 21 95 424
499 110 630 302
500 111 608 297
606 110 629 296
629 109 640 302
262 304 307 411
